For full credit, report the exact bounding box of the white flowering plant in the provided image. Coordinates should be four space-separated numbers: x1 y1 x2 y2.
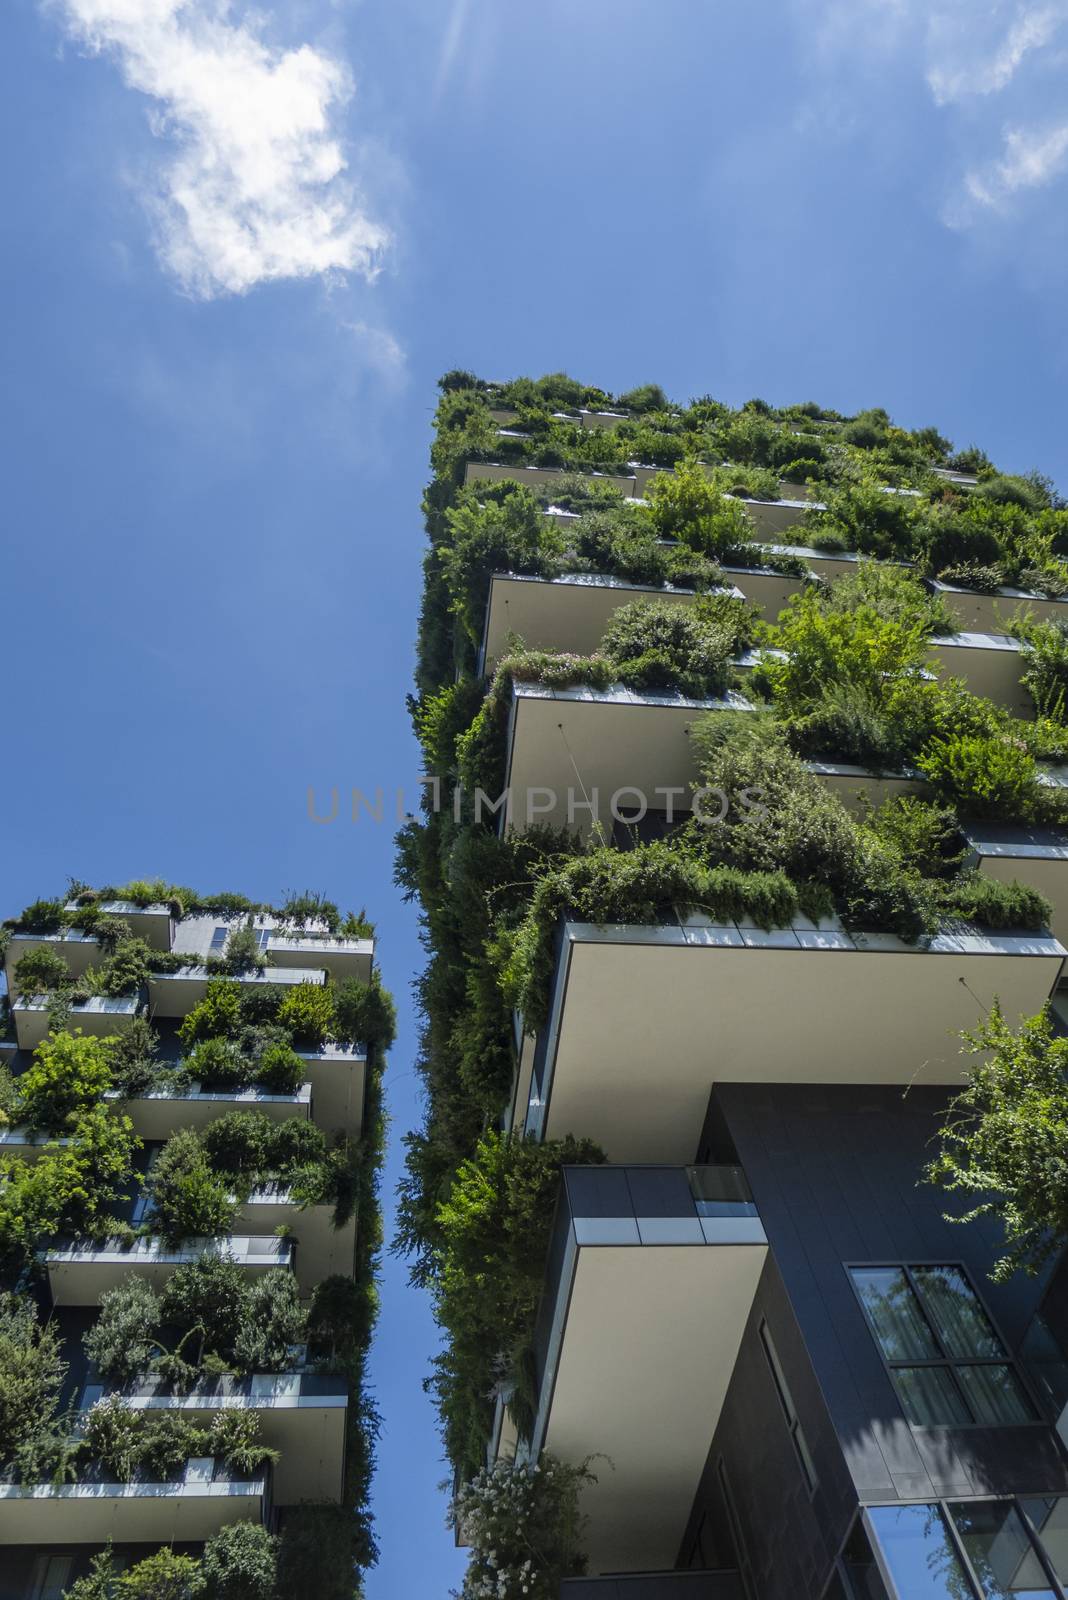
449 1454 596 1599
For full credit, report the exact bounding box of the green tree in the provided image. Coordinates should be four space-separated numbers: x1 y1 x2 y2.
927 1003 1068 1280
84 1277 161 1386
0 1292 65 1467
18 1029 114 1134
199 1522 278 1600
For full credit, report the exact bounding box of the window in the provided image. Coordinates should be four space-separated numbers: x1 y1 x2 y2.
947 1501 1056 1599
718 1459 755 1600
860 1499 1068 1600
256 929 272 950
759 1318 817 1492
209 925 228 954
868 1505 976 1600
841 1518 892 1600
30 1558 73 1600
850 1265 1035 1427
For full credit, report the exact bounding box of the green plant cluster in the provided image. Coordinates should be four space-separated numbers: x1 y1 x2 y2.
401 374 1065 1542
450 1453 597 1599
144 1112 359 1244
0 882 395 1597
65 1524 279 1600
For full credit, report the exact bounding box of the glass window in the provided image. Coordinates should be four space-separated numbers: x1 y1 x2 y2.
1021 1498 1068 1586
850 1265 1035 1428
894 1365 971 1427
868 1504 978 1600
759 1319 817 1492
912 1267 1004 1359
31 1558 73 1600
956 1365 1034 1426
947 1501 1055 1600
842 1518 892 1600
852 1268 940 1361
209 925 228 953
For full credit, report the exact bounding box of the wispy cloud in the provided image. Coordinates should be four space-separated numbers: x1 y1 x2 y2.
45 0 389 298
963 120 1068 208
927 4 1065 104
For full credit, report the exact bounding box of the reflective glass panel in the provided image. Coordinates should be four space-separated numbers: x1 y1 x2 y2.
1021 1499 1068 1586
852 1268 940 1361
868 1503 978 1599
956 1364 1035 1425
894 1365 971 1426
842 1519 892 1600
913 1267 1004 1359
947 1501 1054 1599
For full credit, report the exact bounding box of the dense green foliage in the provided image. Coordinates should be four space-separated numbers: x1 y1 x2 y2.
402 370 1066 1571
0 881 393 1598
451 1455 596 1599
927 1005 1068 1281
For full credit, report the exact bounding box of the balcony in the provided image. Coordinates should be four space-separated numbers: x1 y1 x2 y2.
519 915 1064 1162
296 1043 368 1137
45 1235 293 1305
11 993 140 1051
926 630 1030 716
963 823 1068 943
4 929 100 995
234 1187 357 1292
803 759 927 813
0 1460 266 1545
147 965 326 1018
726 494 819 540
66 900 175 950
0 1128 71 1160
480 574 747 675
501 679 754 838
718 558 808 621
79 1374 348 1505
263 934 373 985
928 575 1068 634
466 461 639 498
514 1165 765 1575
108 1081 313 1141
560 1577 745 1599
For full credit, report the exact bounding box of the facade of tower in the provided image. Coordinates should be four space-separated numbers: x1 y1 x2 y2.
0 884 392 1597
403 373 1068 1599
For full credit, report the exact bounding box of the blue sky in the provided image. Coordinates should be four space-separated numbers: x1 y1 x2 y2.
3 0 1068 1594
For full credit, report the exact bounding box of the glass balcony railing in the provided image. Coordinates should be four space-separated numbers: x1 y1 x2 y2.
686 1165 759 1219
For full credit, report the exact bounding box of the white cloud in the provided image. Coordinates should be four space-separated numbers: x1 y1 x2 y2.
342 319 407 386
927 4 1065 104
46 0 389 298
963 120 1068 208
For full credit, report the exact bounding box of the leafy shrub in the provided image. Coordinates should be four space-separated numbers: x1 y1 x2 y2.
199 1522 278 1600
120 1550 200 1600
94 938 152 997
206 1409 279 1475
16 898 66 932
432 1132 605 1475
757 589 928 716
333 975 397 1048
145 1127 237 1244
443 486 562 647
452 1455 595 1599
861 796 966 879
18 1030 113 1133
11 947 70 996
275 1507 361 1600
255 1040 305 1094
178 979 243 1046
599 594 751 698
103 1017 161 1098
1020 619 1068 720
186 1034 247 1085
916 734 1038 818
927 1004 1068 1279
824 561 955 635
645 459 754 555
276 982 335 1046
0 1293 65 1467
937 873 1051 930
84 1277 161 1385
936 561 1005 594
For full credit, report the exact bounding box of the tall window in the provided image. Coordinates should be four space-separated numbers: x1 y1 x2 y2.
848 1498 1068 1600
849 1265 1035 1427
759 1318 817 1493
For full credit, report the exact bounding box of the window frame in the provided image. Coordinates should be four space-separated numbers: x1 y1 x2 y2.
845 1260 1043 1430
854 1495 1068 1600
758 1316 818 1495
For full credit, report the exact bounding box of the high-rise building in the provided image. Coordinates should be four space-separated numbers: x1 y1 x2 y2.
403 373 1068 1599
0 884 392 1598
